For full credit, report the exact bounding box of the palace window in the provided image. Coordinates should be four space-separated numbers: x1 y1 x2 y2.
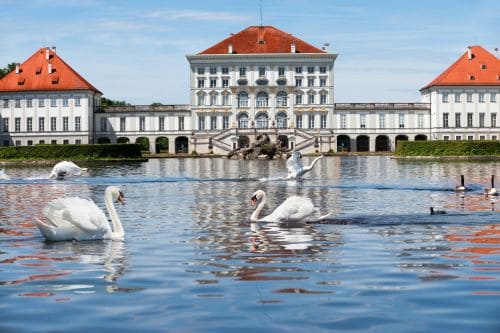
51 97 56 107
15 98 20 108
467 93 473 103
256 92 268 107
63 117 69 131
27 98 32 108
296 114 303 129
100 118 107 131
308 78 315 87
139 117 145 131
120 117 126 131
75 97 81 107
197 79 205 88
51 117 57 131
238 113 248 129
467 113 473 127
209 67 217 74
256 113 269 129
211 116 217 130
197 94 205 106
455 93 461 103
210 94 217 106
443 113 449 128
63 97 68 107
320 114 327 129
276 91 287 107
295 78 302 87
276 112 287 128
178 116 184 130
479 113 485 127
221 67 229 74
307 66 314 74
491 113 497 128
75 116 81 131
308 94 315 104
418 114 424 128
309 114 315 129
2 118 8 132
319 78 326 87
379 114 385 128
479 93 485 103
320 94 327 105
278 67 285 76
295 66 302 74
455 113 461 128
159 116 165 131
222 94 229 106
320 66 327 73
491 93 497 103
258 67 266 77
468 135 474 141
38 117 45 132
210 79 217 88
222 115 229 129
39 98 44 107
340 114 347 129
239 67 246 77
295 94 302 105
360 114 366 128
27 117 32 132
442 93 448 103
222 79 229 88
198 116 205 130
398 114 405 128
15 117 20 132
237 92 248 107
197 67 205 75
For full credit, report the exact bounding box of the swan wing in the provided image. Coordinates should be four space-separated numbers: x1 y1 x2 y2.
286 153 303 174
50 161 82 178
43 197 110 233
263 196 315 223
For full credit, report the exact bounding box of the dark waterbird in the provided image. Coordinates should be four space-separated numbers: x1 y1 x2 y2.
430 207 447 215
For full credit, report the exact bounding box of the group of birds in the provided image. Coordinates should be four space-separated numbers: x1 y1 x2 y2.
31 153 329 242
430 174 498 215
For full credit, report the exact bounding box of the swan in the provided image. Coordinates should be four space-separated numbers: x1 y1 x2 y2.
34 186 125 241
0 168 10 180
49 161 88 180
454 174 467 192
250 189 330 223
484 175 498 196
286 152 324 179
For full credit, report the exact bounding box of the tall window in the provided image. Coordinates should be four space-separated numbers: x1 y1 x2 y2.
295 66 302 74
210 79 217 88
238 114 248 128
418 114 424 128
319 78 326 87
239 67 246 77
295 78 302 87
120 117 126 131
198 116 205 130
479 93 485 103
75 116 81 131
222 115 229 129
75 97 81 107
210 94 217 106
467 113 473 127
308 114 315 129
455 113 461 128
27 117 32 132
379 114 385 129
276 91 287 107
222 79 228 88
2 99 8 108
159 116 165 131
2 118 8 132
320 114 327 129
491 93 497 103
197 67 205 75
479 113 485 127
210 116 217 130
360 114 366 128
38 98 44 107
258 67 266 76
491 113 497 128
100 118 107 131
178 116 184 130
51 97 56 107
197 79 205 88
256 114 268 129
256 92 268 107
27 98 32 108
221 67 229 74
209 67 217 74
222 94 229 106
38 117 45 132
296 114 303 129
197 94 205 106
63 97 69 107
319 66 327 73
15 98 20 108
443 113 449 128
139 117 145 131
320 94 327 104
15 117 20 132
455 93 461 103
467 93 473 103
63 117 69 131
340 114 347 129
308 94 315 104
295 94 302 105
307 66 314 74
276 112 287 128
307 78 315 87
50 117 57 131
398 114 405 128
237 92 248 107
442 93 448 103
278 67 285 76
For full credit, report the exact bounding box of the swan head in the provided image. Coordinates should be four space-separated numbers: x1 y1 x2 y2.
251 190 265 206
106 186 125 205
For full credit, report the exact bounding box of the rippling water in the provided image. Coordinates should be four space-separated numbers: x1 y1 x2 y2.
0 156 499 332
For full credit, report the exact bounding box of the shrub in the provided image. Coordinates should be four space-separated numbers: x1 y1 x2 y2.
0 144 142 160
394 140 500 156
260 144 277 158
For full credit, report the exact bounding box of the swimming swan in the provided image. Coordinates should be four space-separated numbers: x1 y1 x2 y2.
286 152 324 179
250 189 330 223
484 175 498 196
0 169 10 180
34 186 125 241
49 161 88 180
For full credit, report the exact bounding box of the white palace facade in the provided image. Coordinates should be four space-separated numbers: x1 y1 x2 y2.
1 26 499 154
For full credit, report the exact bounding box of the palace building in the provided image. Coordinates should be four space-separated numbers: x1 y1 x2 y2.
1 27 498 154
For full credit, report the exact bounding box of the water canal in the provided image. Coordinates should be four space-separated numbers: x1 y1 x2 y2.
0 156 499 332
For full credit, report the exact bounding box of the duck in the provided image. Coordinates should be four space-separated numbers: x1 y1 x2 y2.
430 207 447 215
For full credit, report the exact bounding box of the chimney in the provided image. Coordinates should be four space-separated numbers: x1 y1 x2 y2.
52 46 56 53
48 63 52 74
15 63 20 74
467 46 472 60
291 42 296 53
228 43 233 54
45 47 50 60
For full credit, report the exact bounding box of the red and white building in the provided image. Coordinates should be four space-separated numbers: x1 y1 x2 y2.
421 45 499 141
0 47 102 146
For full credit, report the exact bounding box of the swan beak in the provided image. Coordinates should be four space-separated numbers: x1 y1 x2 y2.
251 196 257 206
117 191 125 205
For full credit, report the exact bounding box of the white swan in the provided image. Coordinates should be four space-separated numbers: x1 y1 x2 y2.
34 186 125 241
250 189 330 223
0 168 10 180
286 152 323 179
484 175 498 196
49 161 88 180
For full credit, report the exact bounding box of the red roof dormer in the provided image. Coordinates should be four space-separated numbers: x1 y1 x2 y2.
0 47 101 93
198 26 326 55
421 45 500 90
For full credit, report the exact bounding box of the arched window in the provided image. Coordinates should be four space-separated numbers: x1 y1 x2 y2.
276 112 287 128
238 92 248 107
256 113 269 129
276 91 287 107
256 92 268 107
238 113 249 128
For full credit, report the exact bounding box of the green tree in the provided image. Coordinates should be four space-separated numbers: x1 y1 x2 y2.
101 97 131 107
150 102 164 106
0 63 18 79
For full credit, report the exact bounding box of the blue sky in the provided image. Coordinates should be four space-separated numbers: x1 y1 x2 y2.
1 0 498 104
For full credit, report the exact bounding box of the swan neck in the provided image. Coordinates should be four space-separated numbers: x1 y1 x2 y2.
105 190 124 238
250 192 267 222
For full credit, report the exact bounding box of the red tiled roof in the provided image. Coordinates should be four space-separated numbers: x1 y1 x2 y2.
421 45 500 90
0 47 101 93
199 26 326 55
